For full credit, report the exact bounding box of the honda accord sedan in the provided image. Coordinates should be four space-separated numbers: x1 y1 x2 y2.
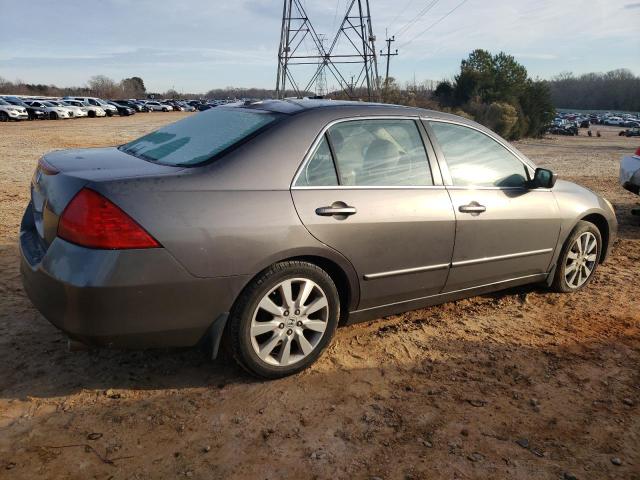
20 100 617 378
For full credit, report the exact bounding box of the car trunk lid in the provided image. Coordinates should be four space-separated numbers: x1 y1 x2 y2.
26 147 183 255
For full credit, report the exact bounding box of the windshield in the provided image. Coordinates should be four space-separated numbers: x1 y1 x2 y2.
120 107 282 166
43 101 56 107
0 99 8 105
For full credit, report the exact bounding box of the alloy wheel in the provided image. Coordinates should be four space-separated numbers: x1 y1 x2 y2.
564 231 598 288
250 278 329 367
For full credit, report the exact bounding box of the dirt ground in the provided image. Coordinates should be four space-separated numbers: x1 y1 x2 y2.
0 114 638 480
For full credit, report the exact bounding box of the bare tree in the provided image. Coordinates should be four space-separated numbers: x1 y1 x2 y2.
87 75 119 98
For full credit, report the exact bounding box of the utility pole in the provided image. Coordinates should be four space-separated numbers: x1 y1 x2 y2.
275 0 380 101
380 35 398 95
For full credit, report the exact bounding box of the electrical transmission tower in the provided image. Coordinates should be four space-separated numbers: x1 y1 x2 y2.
275 0 380 101
315 34 328 96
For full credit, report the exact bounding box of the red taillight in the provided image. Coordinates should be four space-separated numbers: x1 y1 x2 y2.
635 147 640 156
57 188 160 249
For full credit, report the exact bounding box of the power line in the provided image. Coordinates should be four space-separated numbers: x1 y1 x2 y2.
398 0 470 48
394 0 440 37
386 0 416 32
331 0 341 31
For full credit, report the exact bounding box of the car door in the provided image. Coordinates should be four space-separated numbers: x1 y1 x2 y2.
425 119 562 291
291 117 456 310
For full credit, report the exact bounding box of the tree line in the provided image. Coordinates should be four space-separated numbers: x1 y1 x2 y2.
547 69 640 112
0 75 148 99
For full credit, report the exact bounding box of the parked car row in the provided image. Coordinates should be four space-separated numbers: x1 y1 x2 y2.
0 95 207 121
546 111 640 136
555 111 640 129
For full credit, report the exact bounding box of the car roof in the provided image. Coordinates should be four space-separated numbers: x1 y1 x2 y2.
234 98 468 123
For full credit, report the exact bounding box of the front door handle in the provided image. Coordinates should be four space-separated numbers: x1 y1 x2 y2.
315 202 357 217
458 202 486 215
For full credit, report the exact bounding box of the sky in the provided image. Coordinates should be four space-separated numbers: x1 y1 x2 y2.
0 0 638 93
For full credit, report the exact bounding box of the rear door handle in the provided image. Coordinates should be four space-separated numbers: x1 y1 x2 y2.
458 202 486 215
315 204 357 217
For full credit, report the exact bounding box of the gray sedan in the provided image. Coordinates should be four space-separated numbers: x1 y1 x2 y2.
20 100 617 378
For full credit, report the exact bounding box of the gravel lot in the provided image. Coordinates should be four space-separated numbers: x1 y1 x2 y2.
0 114 638 479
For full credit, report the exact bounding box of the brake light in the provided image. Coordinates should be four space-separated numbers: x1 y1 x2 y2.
57 188 160 249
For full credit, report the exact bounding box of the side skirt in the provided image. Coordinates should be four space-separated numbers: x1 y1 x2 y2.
345 273 549 325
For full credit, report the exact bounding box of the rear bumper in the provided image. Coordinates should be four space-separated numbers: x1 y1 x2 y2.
620 155 640 195
19 205 248 348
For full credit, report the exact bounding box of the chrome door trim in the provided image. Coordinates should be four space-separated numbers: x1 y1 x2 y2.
363 248 553 281
292 185 447 190
446 185 551 192
363 263 450 280
451 248 554 267
352 272 548 314
290 115 440 189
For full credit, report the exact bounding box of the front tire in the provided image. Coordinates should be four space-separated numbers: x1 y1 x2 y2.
49 111 58 120
550 221 602 293
226 261 340 379
0 112 9 122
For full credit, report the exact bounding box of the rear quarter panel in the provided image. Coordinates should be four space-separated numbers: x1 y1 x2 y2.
91 182 361 310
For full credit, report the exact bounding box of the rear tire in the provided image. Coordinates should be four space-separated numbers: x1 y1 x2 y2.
550 221 602 293
225 261 340 379
88 110 96 118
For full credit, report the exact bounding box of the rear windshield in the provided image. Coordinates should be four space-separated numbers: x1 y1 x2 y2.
120 108 281 166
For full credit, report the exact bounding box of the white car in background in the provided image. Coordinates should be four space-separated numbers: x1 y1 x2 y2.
24 100 74 120
64 96 118 116
141 100 171 112
61 99 106 118
48 100 87 118
605 116 624 126
0 98 29 121
620 147 640 199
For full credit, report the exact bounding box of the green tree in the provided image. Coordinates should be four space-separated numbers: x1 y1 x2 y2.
434 50 555 139
120 76 146 98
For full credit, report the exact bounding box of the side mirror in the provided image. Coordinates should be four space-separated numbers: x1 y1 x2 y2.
531 167 557 189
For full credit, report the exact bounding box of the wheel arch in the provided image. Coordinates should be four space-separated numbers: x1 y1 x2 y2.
287 254 354 325
211 251 359 359
579 212 610 263
231 249 360 326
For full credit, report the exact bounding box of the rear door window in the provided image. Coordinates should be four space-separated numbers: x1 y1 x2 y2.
295 135 338 186
328 119 433 186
